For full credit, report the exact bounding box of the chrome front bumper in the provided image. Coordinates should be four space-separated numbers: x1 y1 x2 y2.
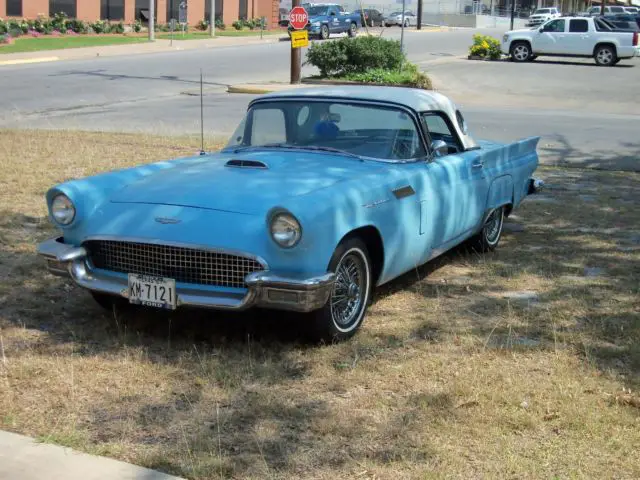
37 237 335 313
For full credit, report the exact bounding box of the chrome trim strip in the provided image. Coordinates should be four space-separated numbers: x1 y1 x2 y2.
37 237 335 313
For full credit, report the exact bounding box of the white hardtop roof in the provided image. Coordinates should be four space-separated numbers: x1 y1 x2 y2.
258 86 457 115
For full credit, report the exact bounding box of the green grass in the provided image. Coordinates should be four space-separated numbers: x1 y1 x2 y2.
156 29 285 40
0 35 148 54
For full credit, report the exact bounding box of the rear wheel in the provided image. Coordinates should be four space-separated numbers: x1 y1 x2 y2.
348 22 357 37
510 41 532 62
467 206 505 253
309 238 373 342
594 45 617 66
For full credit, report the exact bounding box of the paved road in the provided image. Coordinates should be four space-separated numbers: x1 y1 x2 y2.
1 27 639 171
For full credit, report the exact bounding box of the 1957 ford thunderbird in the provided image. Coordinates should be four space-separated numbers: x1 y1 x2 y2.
37 86 543 341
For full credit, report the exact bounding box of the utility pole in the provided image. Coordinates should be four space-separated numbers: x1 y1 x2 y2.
290 0 301 84
149 0 155 41
510 0 515 30
400 0 406 54
417 0 422 31
210 0 215 36
601 0 607 15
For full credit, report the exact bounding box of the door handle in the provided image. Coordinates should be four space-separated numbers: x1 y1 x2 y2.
472 162 483 169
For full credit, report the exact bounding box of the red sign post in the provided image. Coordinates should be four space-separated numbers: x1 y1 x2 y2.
289 3 308 84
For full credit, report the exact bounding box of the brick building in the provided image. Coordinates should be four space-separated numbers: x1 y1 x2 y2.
0 0 280 29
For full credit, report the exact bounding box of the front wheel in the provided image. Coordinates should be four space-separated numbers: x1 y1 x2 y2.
309 238 373 342
348 22 357 37
594 45 617 66
510 41 532 62
467 206 505 253
320 24 329 40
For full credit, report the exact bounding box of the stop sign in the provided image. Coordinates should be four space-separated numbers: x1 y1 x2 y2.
289 6 309 30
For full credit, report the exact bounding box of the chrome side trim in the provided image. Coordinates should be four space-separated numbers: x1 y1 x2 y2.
37 237 335 313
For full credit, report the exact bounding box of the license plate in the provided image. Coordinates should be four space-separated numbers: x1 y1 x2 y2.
128 274 176 310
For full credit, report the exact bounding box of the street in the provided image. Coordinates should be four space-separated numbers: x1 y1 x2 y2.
1 27 639 171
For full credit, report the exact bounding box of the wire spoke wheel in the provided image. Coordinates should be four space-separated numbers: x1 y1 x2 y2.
483 208 504 246
330 252 366 329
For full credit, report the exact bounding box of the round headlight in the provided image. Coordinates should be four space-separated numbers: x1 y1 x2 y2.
270 212 302 248
51 194 76 225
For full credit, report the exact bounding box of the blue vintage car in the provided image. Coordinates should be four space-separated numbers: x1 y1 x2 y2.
288 3 361 40
37 86 543 341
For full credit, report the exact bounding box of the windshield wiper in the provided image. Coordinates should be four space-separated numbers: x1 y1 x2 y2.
229 143 362 160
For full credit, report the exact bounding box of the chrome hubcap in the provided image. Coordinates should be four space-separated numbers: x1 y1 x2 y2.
597 49 612 64
484 209 502 244
514 45 528 60
331 253 365 327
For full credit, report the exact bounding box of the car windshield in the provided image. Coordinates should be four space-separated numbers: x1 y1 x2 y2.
390 11 403 16
307 6 330 15
224 100 427 162
534 9 551 14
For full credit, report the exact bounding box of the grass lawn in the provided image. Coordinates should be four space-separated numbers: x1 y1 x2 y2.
0 129 639 479
156 29 285 40
0 35 149 54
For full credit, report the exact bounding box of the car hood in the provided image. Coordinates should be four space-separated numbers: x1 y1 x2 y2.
110 150 388 215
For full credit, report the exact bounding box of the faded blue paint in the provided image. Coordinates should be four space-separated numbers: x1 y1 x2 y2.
44 93 540 295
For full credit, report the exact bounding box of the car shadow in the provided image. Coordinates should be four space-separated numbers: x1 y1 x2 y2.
530 59 635 68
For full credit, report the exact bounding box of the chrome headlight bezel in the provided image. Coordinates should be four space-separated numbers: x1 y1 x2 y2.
268 209 302 249
51 193 76 226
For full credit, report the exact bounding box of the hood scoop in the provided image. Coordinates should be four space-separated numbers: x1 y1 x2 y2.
225 159 269 169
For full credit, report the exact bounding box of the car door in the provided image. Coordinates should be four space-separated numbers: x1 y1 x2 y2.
419 112 489 248
533 18 567 53
565 18 592 55
328 6 340 32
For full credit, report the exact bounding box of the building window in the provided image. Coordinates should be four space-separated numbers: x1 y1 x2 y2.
167 0 188 21
204 0 223 22
101 0 125 20
238 0 248 20
135 0 157 22
7 0 22 16
50 0 77 18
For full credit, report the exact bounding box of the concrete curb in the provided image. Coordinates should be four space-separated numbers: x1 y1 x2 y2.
226 84 312 94
0 430 185 480
0 56 60 66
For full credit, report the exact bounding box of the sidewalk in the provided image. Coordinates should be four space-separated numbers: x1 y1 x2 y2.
0 430 185 480
0 35 287 66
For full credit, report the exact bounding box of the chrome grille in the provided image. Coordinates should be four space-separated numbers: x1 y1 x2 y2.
85 240 264 289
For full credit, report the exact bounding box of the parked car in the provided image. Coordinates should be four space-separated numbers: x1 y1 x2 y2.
624 7 640 14
384 10 417 27
603 14 640 31
527 7 561 26
287 3 361 40
587 6 626 16
360 8 385 27
503 16 640 66
36 86 543 341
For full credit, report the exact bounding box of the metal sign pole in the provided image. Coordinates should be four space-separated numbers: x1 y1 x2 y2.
148 0 155 41
290 0 302 84
210 0 215 36
400 0 406 68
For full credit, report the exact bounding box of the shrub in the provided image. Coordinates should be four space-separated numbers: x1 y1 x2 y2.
0 19 6 35
197 19 209 31
306 35 405 77
90 20 109 34
131 20 142 33
110 21 125 34
0 33 13 45
50 12 68 32
469 34 501 60
66 18 87 33
215 19 226 30
232 20 244 30
343 63 433 89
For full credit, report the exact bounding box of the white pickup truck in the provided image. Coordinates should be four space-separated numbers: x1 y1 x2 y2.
502 16 640 66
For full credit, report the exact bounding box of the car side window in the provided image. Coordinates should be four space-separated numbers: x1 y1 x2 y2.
569 19 588 32
421 112 463 155
251 108 286 145
543 19 565 32
337 6 344 13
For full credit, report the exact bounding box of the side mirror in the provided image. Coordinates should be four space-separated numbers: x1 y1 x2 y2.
431 140 448 157
538 27 544 32
330 11 336 16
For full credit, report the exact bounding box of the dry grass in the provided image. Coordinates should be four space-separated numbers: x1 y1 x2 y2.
1 129 639 479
